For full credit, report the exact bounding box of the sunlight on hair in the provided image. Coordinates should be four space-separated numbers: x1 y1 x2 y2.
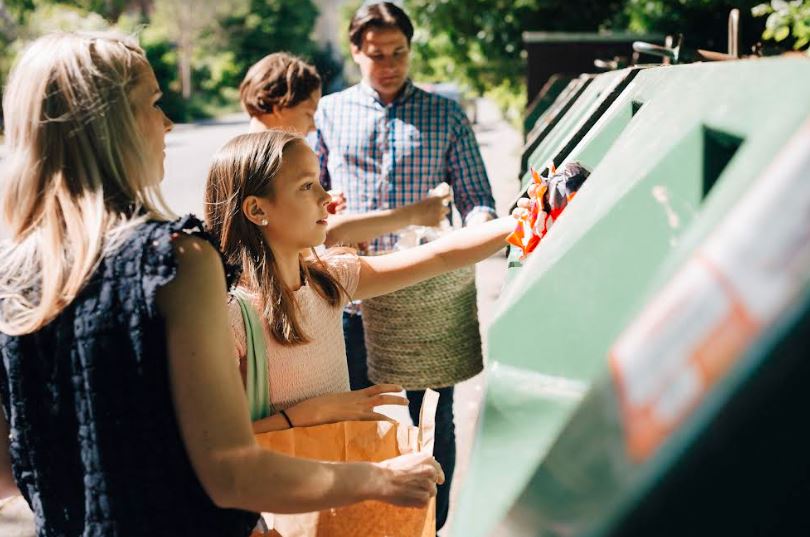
0 32 175 335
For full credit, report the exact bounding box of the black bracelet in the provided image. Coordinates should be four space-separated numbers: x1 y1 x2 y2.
279 409 294 429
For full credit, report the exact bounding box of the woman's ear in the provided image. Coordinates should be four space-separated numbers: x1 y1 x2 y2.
242 196 270 227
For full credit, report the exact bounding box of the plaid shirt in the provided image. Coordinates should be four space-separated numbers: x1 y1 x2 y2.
312 80 496 253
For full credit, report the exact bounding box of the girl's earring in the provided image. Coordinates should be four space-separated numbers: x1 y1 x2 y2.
260 218 269 227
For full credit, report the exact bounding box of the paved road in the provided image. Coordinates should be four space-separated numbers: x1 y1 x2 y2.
162 115 249 217
0 98 522 535
441 99 521 536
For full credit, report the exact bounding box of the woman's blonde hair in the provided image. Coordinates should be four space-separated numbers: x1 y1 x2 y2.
0 32 174 336
205 130 347 346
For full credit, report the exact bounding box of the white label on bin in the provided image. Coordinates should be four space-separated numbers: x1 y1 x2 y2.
610 120 810 462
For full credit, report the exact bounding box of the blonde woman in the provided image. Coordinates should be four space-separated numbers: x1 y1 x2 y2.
0 32 442 537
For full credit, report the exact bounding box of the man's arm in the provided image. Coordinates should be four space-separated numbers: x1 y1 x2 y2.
446 105 497 225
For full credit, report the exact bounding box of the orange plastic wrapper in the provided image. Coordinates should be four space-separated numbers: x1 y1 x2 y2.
507 161 590 259
507 165 553 259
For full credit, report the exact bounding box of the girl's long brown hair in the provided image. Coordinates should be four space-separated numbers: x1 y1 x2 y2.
204 131 347 345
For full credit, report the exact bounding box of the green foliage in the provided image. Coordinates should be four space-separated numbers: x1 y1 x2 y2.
20 2 109 35
0 2 114 128
617 0 765 51
404 0 622 125
0 0 335 124
404 0 768 122
2 0 131 23
221 0 319 69
486 79 527 128
338 0 363 84
138 27 190 120
1 0 797 132
2 0 36 23
754 0 810 52
407 0 623 96
220 0 342 94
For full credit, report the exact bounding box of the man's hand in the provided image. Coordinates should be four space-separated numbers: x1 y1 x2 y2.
406 196 450 227
465 211 496 227
327 190 347 215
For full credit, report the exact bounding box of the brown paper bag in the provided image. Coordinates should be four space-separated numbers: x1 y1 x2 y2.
251 390 439 537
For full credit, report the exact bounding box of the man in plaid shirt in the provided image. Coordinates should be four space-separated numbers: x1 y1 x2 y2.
313 3 495 531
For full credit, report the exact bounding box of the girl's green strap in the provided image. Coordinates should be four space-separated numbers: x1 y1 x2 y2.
233 290 271 421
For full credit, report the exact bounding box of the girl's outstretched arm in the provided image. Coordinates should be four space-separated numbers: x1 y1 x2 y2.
158 235 442 513
354 216 514 300
325 195 449 247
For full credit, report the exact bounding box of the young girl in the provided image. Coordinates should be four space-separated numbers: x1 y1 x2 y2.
0 32 442 536
204 130 515 432
239 52 449 247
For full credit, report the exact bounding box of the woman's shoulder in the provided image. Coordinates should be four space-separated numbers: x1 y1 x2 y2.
111 214 208 264
145 215 237 281
139 215 214 255
114 214 240 318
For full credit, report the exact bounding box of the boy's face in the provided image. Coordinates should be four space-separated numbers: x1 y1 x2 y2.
351 27 411 103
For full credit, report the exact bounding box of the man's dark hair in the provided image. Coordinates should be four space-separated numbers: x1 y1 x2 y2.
348 2 414 48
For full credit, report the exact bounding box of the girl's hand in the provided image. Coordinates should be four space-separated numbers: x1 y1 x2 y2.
406 195 451 227
284 384 408 427
327 190 347 215
512 196 532 219
371 452 445 507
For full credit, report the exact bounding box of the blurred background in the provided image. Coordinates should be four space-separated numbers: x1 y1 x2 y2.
2 2 810 537
1 0 807 135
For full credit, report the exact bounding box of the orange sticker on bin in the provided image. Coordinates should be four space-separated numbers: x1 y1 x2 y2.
611 119 810 462
609 254 760 462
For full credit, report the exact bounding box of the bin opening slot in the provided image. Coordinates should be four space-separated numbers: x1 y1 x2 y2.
512 95 645 215
702 126 743 199
549 68 644 172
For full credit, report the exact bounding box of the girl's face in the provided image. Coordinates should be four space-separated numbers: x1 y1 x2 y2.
256 141 332 251
272 88 321 135
130 62 173 183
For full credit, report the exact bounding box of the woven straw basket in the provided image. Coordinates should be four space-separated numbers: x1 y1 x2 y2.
361 266 483 390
